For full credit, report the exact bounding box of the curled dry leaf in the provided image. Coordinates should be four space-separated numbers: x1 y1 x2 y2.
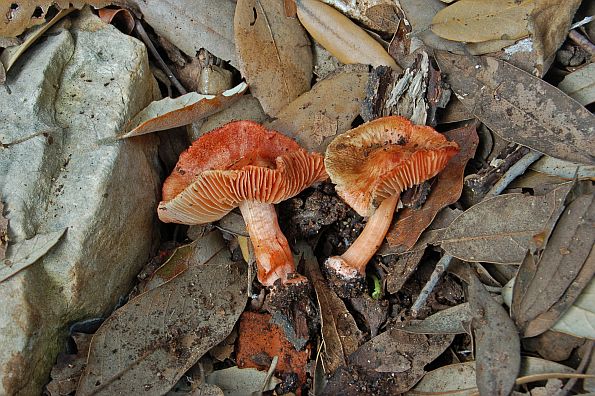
512 193 595 337
266 65 369 152
0 1 110 37
441 183 572 264
468 272 520 396
76 231 247 395
435 51 595 165
128 0 237 65
301 242 363 374
120 82 248 137
0 228 66 283
322 328 454 395
234 0 312 116
431 0 532 43
296 0 400 71
97 7 134 34
386 123 478 253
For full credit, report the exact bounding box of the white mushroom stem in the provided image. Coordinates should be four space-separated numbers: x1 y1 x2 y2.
238 200 301 287
328 194 400 278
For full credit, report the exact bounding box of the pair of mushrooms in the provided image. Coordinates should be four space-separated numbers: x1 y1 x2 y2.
158 117 459 294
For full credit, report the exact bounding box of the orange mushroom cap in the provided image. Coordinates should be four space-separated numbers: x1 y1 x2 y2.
324 116 459 217
158 120 328 224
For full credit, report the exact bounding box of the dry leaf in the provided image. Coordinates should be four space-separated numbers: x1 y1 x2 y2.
364 4 400 34
529 0 582 72
399 0 465 55
139 243 194 293
512 193 595 337
302 242 363 374
76 231 247 395
322 328 454 395
441 184 572 264
435 51 595 165
318 0 396 30
0 7 75 73
120 82 247 137
398 302 471 335
384 249 425 294
531 155 595 180
46 333 93 396
558 62 595 106
234 0 312 116
0 228 66 283
205 366 279 395
408 357 575 395
0 1 110 37
431 0 532 43
552 277 595 339
128 0 237 65
97 7 134 34
469 272 520 396
296 0 399 70
386 123 478 253
266 65 369 152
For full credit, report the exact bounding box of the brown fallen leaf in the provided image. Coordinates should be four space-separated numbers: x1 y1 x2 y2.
296 0 400 70
321 328 454 395
236 311 310 388
384 249 424 294
435 52 595 165
139 243 194 293
76 231 247 395
438 96 474 124
0 7 75 73
441 183 572 264
301 242 363 375
468 271 520 396
234 0 312 116
0 203 7 261
266 65 369 152
398 302 471 335
128 0 237 65
529 0 582 73
97 7 134 34
386 123 478 254
120 82 248 137
558 62 595 106
512 193 595 337
363 4 400 34
431 0 532 43
0 1 110 37
398 0 465 55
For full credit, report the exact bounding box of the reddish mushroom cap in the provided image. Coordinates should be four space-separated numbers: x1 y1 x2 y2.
324 116 459 217
158 120 328 224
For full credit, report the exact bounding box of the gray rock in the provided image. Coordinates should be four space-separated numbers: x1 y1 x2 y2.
0 13 161 395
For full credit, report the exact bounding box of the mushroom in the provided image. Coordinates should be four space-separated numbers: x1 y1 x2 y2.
158 120 327 288
323 116 459 295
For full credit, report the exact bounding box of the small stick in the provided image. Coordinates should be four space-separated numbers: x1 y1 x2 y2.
261 355 279 392
483 150 542 200
411 254 453 317
568 30 595 57
411 149 542 316
134 20 187 95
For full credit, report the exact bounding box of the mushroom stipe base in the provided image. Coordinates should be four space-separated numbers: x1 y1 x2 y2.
323 264 367 298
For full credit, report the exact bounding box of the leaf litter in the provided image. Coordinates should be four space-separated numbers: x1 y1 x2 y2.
9 1 592 394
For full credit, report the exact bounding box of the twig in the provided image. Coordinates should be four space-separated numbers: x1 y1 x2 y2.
570 16 593 30
261 355 279 392
134 20 187 95
411 149 542 316
411 254 453 317
483 150 542 199
555 340 594 396
569 30 595 57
